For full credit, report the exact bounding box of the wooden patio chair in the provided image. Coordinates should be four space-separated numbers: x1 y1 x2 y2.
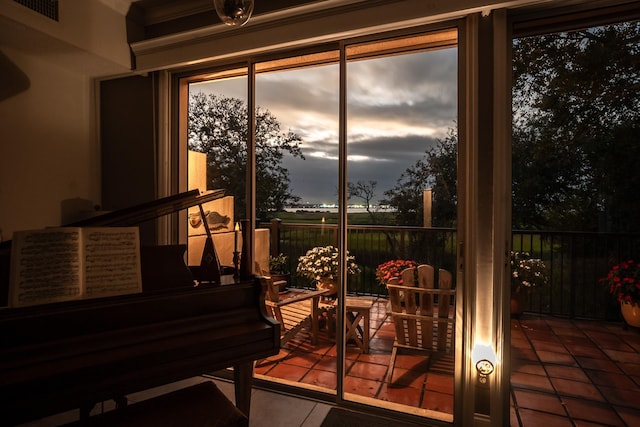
385 266 455 384
260 276 328 346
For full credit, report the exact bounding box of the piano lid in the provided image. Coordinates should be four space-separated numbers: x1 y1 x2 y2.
65 189 225 227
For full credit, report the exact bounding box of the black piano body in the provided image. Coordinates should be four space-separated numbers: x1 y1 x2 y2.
0 190 280 426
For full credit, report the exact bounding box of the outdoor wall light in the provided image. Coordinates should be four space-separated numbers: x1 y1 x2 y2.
476 359 494 384
213 0 254 27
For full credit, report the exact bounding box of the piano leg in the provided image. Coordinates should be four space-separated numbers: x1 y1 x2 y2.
233 361 253 418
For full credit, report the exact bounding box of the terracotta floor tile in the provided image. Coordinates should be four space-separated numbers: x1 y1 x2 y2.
512 361 547 376
511 371 555 393
300 368 337 390
347 361 390 381
517 408 573 427
253 361 275 375
526 331 561 343
576 356 624 373
513 389 566 415
424 373 454 394
562 396 626 426
598 385 640 408
565 344 607 359
314 355 338 372
602 348 640 364
388 367 426 389
615 405 640 426
368 338 394 352
393 353 431 371
551 326 586 338
343 376 381 398
551 377 604 401
282 352 322 368
267 363 309 382
531 340 567 353
512 347 539 361
545 365 590 383
584 333 634 352
618 362 640 377
421 390 454 414
572 420 615 427
510 405 521 426
536 350 578 366
586 369 637 389
356 351 390 365
377 383 421 407
512 337 531 349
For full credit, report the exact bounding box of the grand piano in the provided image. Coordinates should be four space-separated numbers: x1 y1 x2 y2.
0 190 280 426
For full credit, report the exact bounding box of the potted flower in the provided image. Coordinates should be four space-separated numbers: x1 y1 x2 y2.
375 259 418 287
510 251 549 316
600 259 640 327
296 245 360 295
269 253 290 292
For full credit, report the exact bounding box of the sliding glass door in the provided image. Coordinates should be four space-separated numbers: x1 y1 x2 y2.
179 26 459 423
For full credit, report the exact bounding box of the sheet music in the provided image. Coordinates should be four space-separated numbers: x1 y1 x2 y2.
9 227 143 307
9 229 82 307
83 228 142 298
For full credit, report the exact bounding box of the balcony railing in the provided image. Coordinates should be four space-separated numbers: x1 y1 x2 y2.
262 219 640 321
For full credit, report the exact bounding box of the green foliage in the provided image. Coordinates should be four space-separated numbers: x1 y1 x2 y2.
382 128 457 227
512 22 640 232
269 253 289 273
188 92 305 218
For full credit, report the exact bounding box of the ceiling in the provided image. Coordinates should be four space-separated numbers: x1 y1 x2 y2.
125 0 335 42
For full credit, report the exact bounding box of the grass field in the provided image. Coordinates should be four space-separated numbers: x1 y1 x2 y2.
268 211 398 225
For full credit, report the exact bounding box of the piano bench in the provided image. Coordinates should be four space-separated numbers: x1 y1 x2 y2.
61 381 248 427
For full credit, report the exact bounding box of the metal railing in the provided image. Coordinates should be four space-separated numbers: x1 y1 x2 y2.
261 219 640 321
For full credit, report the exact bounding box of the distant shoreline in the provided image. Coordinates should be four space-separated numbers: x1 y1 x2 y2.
283 207 396 214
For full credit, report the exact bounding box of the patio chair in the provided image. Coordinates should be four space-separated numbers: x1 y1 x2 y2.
260 276 328 346
385 266 455 384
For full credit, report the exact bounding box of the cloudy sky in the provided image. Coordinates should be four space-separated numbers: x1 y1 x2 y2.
191 46 457 205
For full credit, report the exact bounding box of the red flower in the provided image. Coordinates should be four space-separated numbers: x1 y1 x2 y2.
375 259 418 286
602 259 640 305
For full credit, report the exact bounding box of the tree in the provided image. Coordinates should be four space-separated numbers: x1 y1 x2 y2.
188 92 305 218
382 128 457 228
512 22 640 232
348 180 378 222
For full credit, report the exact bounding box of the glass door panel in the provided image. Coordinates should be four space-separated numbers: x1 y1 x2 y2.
186 70 248 275
253 55 340 393
343 30 458 421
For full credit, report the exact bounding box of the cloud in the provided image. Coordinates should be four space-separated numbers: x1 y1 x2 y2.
190 45 457 205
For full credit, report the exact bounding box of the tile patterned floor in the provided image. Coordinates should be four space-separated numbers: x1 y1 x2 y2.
255 295 640 426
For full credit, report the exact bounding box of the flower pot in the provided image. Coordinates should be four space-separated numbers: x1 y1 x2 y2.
317 278 338 295
510 291 528 318
620 301 640 328
269 272 289 292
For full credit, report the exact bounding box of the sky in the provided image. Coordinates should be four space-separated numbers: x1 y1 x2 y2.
190 46 457 205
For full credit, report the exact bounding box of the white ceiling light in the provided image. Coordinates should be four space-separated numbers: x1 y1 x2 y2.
213 0 254 27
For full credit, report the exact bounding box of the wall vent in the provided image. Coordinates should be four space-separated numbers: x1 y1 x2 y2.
13 0 59 21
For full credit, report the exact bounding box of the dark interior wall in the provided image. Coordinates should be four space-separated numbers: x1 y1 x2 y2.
100 74 157 245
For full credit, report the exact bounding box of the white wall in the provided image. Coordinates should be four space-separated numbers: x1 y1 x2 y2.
0 0 134 240
0 46 99 239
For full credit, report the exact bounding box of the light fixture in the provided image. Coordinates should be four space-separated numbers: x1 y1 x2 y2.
475 359 494 384
213 0 254 27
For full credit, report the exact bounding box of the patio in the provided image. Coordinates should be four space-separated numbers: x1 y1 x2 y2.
254 296 640 426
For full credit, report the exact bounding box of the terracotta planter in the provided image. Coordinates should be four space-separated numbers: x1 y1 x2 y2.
510 291 528 318
317 278 338 295
621 301 640 328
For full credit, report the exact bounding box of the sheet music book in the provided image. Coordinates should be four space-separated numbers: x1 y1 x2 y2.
9 227 142 307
